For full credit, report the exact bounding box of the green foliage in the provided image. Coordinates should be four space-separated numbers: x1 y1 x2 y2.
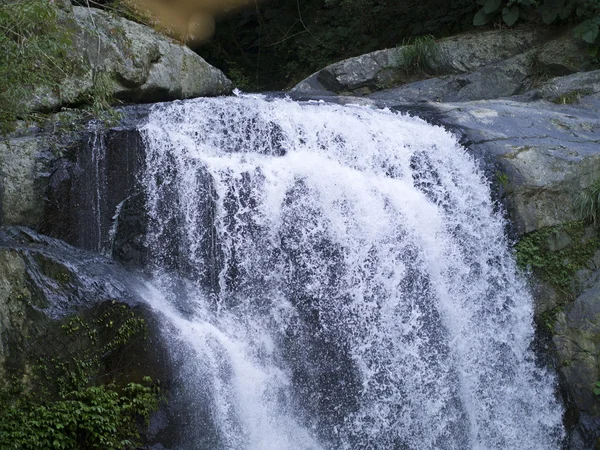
594 380 600 395
473 0 535 27
515 220 600 294
538 306 562 332
0 380 159 450
400 35 438 74
576 178 600 225
473 0 600 56
0 301 160 449
0 0 73 130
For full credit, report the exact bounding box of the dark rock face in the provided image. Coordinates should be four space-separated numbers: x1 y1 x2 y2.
0 226 182 448
42 125 145 255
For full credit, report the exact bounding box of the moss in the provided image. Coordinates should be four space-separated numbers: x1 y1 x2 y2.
515 220 600 296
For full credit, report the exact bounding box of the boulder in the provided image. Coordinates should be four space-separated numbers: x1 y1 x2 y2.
0 132 55 228
535 31 595 76
368 52 535 103
554 284 600 449
291 27 552 96
27 5 232 112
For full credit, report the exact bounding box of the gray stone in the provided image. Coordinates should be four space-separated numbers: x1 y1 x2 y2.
534 69 600 104
535 31 596 76
0 134 54 228
554 284 600 416
27 6 232 112
291 28 551 96
368 52 535 103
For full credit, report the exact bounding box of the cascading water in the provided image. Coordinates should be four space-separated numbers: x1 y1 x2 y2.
137 93 564 449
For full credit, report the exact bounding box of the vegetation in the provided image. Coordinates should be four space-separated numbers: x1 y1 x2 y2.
0 0 73 129
0 301 162 449
576 178 600 224
0 379 159 449
401 34 438 75
515 220 600 295
198 0 476 90
473 0 600 57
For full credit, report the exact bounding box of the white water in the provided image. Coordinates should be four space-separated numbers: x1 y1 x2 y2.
139 94 564 449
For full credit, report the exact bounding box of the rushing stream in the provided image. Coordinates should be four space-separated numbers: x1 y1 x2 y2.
136 94 563 449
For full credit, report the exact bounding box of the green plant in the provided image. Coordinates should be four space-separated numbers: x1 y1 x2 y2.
552 90 586 104
473 0 536 27
0 0 73 131
515 220 599 294
473 0 600 58
400 34 438 74
538 306 562 332
0 301 161 449
594 380 600 395
576 178 600 225
0 379 160 449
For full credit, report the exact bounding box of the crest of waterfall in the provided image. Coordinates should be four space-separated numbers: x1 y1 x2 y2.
138 94 564 449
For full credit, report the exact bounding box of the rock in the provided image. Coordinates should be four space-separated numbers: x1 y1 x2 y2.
535 69 600 104
0 226 176 447
554 284 600 447
42 121 146 254
0 133 54 228
291 27 551 96
368 52 535 103
535 31 596 76
27 6 232 112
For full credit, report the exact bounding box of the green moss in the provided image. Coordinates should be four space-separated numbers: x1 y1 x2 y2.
515 220 600 296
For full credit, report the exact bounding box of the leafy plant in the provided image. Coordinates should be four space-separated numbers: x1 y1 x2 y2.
0 379 160 449
594 380 600 395
401 34 438 74
473 0 536 27
473 0 600 58
0 301 161 449
576 178 600 225
515 220 599 294
0 0 73 130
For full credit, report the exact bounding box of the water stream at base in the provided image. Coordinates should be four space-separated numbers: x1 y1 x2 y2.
137 94 564 449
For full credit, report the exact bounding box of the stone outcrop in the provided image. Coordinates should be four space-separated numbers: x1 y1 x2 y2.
27 5 232 112
291 27 594 99
0 131 55 228
0 226 177 446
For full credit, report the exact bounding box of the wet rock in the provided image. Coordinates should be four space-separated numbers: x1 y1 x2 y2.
0 226 176 447
535 31 595 76
0 133 54 228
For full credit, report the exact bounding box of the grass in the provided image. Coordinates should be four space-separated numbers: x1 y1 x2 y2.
576 179 600 225
400 34 438 75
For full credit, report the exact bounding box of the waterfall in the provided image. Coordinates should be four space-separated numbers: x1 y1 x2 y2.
137 94 564 449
